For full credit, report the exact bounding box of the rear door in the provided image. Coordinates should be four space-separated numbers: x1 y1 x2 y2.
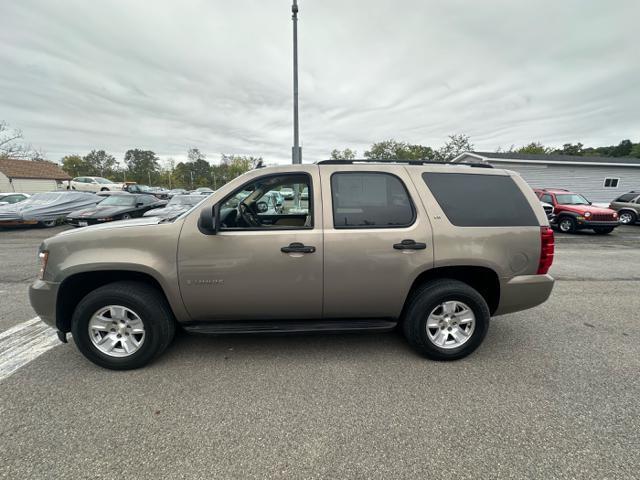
320 165 433 319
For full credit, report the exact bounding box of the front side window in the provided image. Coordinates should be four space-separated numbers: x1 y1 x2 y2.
331 172 414 228
219 174 312 229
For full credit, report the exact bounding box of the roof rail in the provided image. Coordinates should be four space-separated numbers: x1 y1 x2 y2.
317 159 493 168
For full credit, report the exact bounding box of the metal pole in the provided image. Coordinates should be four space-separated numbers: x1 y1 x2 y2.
291 0 301 164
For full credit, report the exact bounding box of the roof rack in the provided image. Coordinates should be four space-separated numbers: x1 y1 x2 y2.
317 159 493 168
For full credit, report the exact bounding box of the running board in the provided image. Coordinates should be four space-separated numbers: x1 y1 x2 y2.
182 319 397 335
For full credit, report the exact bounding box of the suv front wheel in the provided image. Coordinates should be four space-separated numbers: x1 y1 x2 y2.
71 281 176 370
402 280 490 361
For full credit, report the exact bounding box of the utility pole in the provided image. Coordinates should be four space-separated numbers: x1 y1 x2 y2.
291 0 301 164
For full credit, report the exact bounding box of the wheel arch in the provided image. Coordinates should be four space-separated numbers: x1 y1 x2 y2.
402 266 500 316
56 270 171 333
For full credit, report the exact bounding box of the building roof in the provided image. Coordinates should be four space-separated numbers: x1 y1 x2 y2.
0 157 71 180
453 151 640 168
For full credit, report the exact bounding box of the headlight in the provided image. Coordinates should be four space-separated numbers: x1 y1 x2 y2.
612 212 618 218
583 212 591 218
38 251 49 280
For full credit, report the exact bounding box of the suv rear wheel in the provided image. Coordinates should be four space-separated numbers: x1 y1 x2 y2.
71 281 176 370
402 280 490 361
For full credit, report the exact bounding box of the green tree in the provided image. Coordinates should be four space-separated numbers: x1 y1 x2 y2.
516 142 551 154
84 150 118 177
433 134 473 162
330 148 357 160
364 140 433 160
61 154 88 177
124 149 160 184
630 144 640 159
611 139 633 157
555 143 584 156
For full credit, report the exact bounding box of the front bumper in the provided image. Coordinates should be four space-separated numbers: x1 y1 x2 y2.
550 218 619 229
494 274 555 316
29 279 60 329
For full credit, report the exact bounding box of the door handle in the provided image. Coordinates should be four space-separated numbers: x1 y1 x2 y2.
393 239 427 250
281 242 316 254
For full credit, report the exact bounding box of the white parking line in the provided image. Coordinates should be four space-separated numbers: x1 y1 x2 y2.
0 317 61 382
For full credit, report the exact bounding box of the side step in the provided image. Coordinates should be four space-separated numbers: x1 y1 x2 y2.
182 319 397 335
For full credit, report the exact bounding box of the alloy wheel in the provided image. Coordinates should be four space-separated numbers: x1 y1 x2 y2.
619 212 633 224
88 305 145 357
559 219 572 232
426 300 476 349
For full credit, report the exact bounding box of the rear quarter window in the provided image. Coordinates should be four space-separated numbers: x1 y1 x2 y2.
422 172 538 227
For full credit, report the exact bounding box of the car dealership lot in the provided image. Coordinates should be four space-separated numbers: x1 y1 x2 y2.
1 226 639 479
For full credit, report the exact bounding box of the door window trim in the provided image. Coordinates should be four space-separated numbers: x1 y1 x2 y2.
329 171 417 230
217 172 315 232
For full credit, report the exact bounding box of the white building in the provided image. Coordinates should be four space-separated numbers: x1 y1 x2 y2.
0 157 70 193
453 152 640 203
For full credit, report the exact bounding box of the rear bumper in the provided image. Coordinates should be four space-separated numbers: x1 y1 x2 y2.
29 279 59 329
494 274 554 316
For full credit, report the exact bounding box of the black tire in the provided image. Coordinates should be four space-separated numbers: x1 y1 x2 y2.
120 213 132 220
402 279 490 361
618 210 637 225
71 281 176 370
39 220 57 228
100 187 109 192
593 227 614 234
557 216 576 233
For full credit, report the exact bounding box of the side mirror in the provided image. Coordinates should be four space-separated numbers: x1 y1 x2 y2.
198 205 217 235
136 202 144 207
256 201 268 213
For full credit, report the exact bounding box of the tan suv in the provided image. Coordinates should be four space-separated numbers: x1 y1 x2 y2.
30 160 555 369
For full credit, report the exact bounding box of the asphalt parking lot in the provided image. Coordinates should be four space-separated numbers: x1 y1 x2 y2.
1 225 639 479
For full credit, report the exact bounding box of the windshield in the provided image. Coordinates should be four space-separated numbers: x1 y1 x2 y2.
555 194 590 205
169 196 202 206
94 177 114 184
100 195 135 206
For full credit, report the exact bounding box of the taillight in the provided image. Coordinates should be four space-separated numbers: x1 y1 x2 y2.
537 226 554 274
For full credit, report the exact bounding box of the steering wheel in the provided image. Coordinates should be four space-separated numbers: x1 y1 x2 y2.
238 201 261 227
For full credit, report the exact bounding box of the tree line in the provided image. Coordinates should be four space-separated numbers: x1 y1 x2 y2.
330 135 640 161
60 148 262 189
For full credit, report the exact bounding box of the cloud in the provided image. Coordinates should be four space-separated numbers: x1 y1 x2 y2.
1 0 638 164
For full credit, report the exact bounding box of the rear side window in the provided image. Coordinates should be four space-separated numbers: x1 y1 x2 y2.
540 194 553 204
331 172 415 228
422 172 538 227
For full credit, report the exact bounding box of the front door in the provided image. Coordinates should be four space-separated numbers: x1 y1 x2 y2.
320 166 434 319
177 167 322 322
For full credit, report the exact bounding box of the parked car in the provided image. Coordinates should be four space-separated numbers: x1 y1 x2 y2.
300 187 309 200
147 187 170 200
66 193 166 226
280 187 294 200
142 194 204 219
193 187 215 196
0 192 30 206
69 176 124 192
609 191 639 225
534 188 619 234
540 201 555 221
0 191 98 227
167 188 188 198
122 184 168 199
31 160 554 370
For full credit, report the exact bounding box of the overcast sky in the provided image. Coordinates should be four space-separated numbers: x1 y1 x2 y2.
1 0 638 165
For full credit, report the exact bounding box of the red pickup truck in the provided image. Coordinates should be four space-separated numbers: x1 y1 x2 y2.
534 188 619 234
